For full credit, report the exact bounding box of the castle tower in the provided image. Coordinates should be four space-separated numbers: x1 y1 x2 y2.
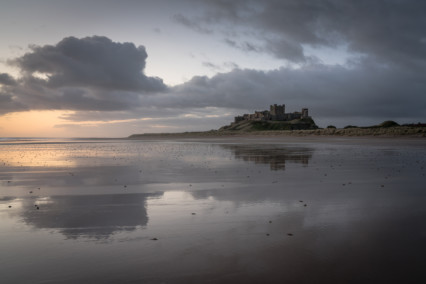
270 104 285 116
301 108 309 118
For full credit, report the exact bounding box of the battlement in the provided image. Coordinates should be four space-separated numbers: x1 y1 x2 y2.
234 104 310 123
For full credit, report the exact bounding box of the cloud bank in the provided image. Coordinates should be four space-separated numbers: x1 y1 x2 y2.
180 0 426 66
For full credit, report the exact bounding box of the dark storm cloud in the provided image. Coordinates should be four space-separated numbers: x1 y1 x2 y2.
0 73 17 86
0 92 13 104
11 36 166 92
264 38 306 63
0 90 27 114
0 36 168 114
184 0 426 65
163 59 426 125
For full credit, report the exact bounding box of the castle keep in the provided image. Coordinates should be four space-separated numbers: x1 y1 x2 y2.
234 104 309 123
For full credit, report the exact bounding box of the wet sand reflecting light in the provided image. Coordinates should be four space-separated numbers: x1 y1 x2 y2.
1 137 425 283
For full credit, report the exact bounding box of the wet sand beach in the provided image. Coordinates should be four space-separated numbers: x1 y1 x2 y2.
1 136 425 283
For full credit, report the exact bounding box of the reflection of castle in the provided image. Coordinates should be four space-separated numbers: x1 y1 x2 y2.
234 104 309 123
222 145 313 171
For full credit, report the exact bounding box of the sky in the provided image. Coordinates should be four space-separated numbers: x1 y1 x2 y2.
1 0 425 137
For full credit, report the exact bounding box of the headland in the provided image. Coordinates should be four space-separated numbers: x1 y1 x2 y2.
129 104 426 139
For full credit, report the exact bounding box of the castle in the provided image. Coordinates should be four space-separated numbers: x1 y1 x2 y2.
234 104 310 123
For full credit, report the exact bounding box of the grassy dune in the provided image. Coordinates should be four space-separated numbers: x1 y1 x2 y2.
128 126 426 139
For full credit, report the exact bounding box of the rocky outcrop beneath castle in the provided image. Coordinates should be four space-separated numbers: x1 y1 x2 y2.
220 117 318 131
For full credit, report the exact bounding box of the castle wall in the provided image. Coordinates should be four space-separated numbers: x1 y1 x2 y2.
234 105 309 123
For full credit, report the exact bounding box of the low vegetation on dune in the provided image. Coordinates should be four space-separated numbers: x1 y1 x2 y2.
129 120 426 139
285 125 426 137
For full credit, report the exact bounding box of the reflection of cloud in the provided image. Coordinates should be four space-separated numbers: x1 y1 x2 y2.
221 144 313 170
20 193 162 239
0 196 15 202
